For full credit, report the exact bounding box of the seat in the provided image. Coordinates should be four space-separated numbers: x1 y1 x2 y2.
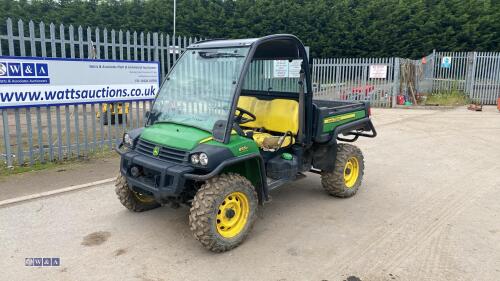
237 96 299 150
251 132 294 150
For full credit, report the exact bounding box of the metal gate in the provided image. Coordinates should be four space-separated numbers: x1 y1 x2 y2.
312 51 500 107
468 52 500 104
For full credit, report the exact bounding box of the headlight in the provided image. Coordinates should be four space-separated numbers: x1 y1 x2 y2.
199 153 208 166
190 154 200 164
191 153 208 166
123 133 133 147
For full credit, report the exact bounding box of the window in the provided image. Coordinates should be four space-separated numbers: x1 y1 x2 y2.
152 47 249 131
243 59 303 94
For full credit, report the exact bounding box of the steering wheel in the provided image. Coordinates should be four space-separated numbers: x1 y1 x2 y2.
234 107 256 124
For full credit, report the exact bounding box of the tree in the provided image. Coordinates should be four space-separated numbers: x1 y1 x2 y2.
1 0 498 58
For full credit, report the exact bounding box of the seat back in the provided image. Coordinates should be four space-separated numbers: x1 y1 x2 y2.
237 96 299 134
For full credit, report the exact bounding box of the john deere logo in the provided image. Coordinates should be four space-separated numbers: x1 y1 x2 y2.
238 145 248 152
152 146 160 156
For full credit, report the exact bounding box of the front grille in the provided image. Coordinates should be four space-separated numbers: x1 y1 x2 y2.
135 139 188 163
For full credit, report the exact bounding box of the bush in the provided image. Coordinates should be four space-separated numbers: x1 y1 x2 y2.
425 90 470 106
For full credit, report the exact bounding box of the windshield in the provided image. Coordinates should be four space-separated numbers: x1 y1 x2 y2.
151 47 250 131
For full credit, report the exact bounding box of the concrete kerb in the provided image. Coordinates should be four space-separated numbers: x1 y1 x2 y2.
0 178 115 208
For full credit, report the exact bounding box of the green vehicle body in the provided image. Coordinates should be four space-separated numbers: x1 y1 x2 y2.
116 34 376 206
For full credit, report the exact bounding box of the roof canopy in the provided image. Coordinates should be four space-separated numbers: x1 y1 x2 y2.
188 34 303 60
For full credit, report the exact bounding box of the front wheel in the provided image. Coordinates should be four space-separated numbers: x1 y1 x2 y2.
321 144 365 198
189 173 258 252
115 174 160 212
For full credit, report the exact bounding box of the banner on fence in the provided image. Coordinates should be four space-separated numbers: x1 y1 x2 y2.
0 56 160 108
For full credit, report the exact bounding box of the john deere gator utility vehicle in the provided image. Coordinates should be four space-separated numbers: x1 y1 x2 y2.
115 34 377 252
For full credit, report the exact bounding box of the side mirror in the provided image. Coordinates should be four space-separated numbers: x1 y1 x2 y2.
212 120 227 142
144 111 153 126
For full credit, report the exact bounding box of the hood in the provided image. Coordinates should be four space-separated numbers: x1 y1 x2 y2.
140 123 212 151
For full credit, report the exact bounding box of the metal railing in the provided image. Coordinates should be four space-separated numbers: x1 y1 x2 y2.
313 51 500 107
0 18 202 167
2 17 499 167
312 57 396 108
468 52 500 104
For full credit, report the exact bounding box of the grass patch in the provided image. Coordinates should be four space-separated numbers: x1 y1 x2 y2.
425 90 470 106
0 149 117 178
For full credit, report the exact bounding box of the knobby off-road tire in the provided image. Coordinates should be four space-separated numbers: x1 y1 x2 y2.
189 173 258 252
321 143 365 198
115 174 160 212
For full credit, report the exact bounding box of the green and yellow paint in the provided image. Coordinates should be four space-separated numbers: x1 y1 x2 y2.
322 110 366 133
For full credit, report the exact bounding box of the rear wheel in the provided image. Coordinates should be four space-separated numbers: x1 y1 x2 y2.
189 173 258 252
321 144 364 198
115 174 160 212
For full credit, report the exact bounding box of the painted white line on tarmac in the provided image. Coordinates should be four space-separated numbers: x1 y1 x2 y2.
0 178 115 208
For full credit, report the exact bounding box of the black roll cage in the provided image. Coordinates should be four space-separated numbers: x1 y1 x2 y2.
186 34 313 145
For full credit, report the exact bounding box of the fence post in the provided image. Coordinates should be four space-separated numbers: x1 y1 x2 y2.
430 49 436 92
391 57 400 107
7 18 14 55
50 23 56 57
29 20 36 56
153 32 159 62
18 19 26 56
469 52 478 102
2 110 12 167
111 29 116 59
40 22 47 57
147 32 151 61
465 52 474 98
166 34 171 72
78 26 84 59
160 33 165 78
69 25 75 58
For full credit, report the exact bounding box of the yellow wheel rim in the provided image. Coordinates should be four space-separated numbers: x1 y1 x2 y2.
133 191 155 203
216 192 249 238
343 157 359 188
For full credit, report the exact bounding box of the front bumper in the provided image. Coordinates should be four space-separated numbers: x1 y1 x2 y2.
118 148 194 201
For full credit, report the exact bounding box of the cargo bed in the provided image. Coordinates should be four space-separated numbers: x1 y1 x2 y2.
312 99 376 143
